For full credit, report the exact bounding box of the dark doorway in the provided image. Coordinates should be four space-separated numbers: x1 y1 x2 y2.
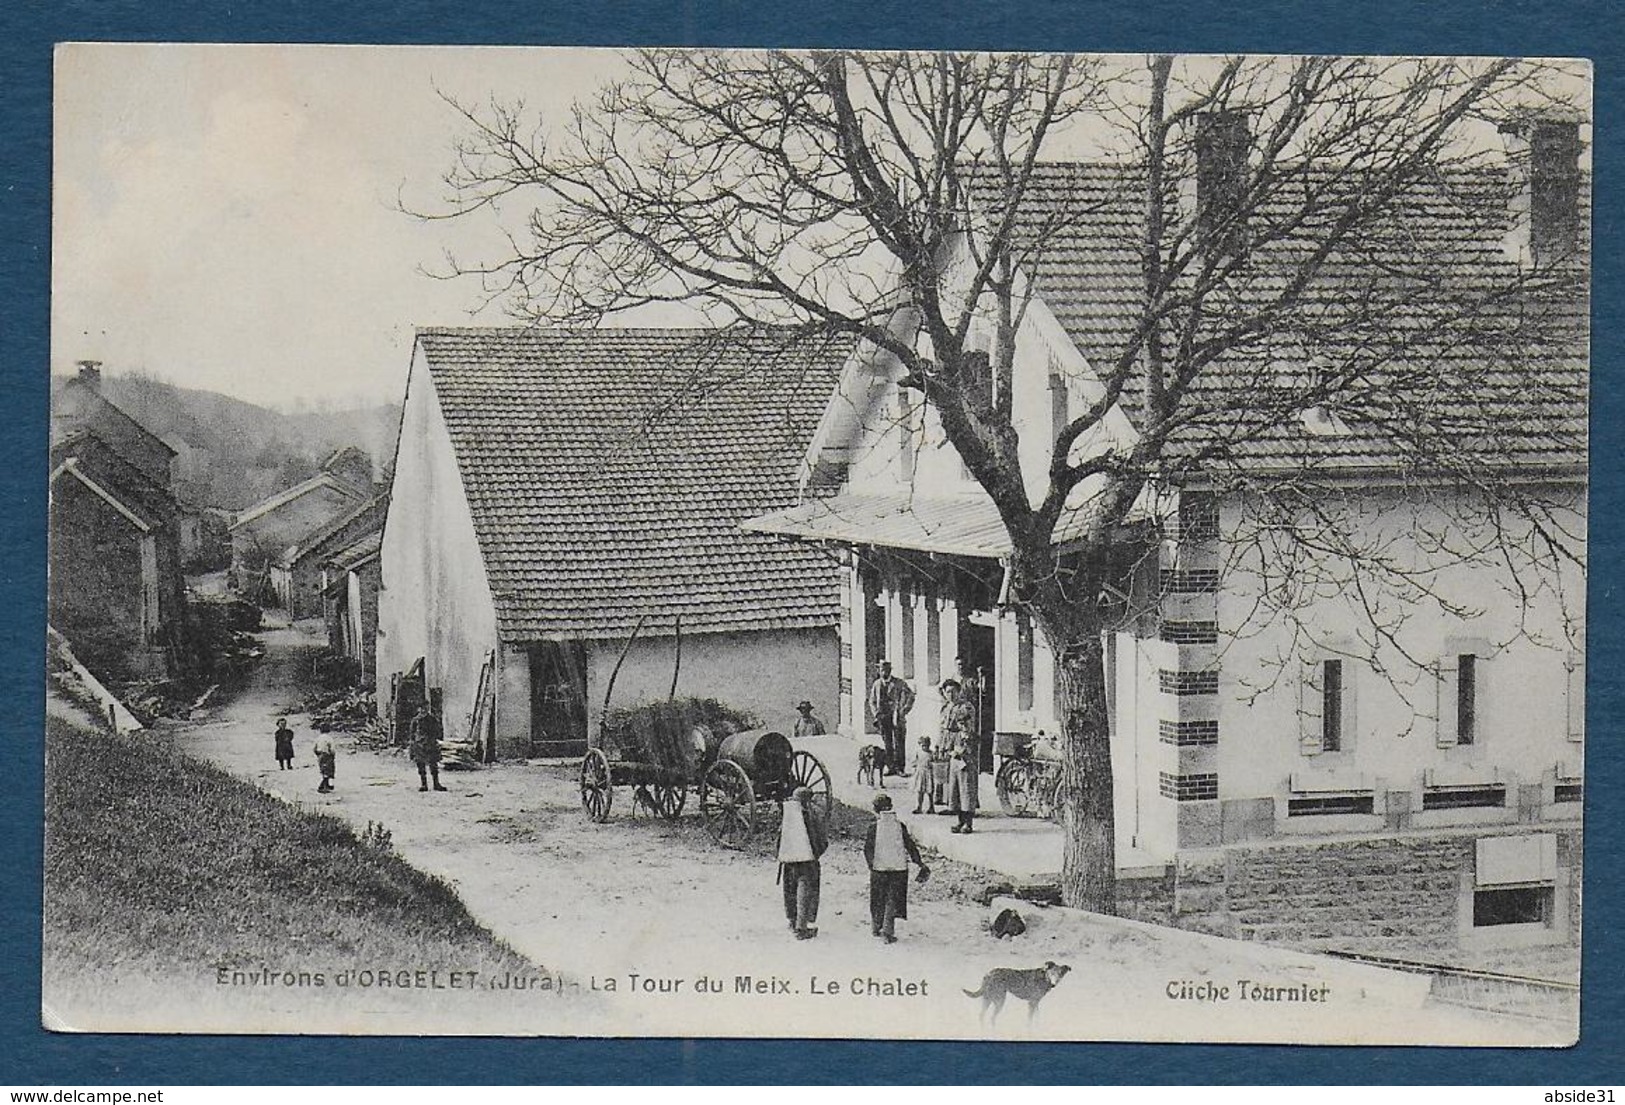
391 657 426 748
956 596 997 774
530 641 589 756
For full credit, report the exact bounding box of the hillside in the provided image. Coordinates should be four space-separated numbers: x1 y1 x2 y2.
55 370 400 511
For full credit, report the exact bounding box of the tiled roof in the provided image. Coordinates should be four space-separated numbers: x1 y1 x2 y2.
984 162 1588 476
49 432 177 528
417 327 847 641
229 472 368 531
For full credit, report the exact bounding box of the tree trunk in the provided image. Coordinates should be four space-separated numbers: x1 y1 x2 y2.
1054 632 1116 914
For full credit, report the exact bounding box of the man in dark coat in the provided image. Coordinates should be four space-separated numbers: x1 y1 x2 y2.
409 704 448 792
777 786 828 939
863 794 929 943
867 660 916 777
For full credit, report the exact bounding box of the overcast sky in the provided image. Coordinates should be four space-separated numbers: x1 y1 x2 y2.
52 45 1588 411
53 44 638 409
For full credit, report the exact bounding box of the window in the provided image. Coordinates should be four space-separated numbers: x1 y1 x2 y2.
1472 834 1558 929
1423 784 1506 810
1300 654 1355 754
1016 610 1035 712
1322 659 1344 752
1436 642 1490 748
1288 793 1375 817
1474 886 1553 927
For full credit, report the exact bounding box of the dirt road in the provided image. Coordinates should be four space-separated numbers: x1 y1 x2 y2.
169 620 1558 1043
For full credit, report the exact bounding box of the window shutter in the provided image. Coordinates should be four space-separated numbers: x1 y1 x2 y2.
1436 658 1459 748
1298 657 1324 754
1566 652 1585 743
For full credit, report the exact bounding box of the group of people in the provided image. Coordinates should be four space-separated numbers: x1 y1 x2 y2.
776 788 930 944
870 660 983 835
270 702 447 795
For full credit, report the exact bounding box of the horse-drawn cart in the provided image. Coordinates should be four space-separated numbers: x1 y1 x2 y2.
579 720 831 847
577 617 832 847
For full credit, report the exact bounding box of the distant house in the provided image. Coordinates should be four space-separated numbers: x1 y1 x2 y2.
228 455 372 598
52 361 177 489
376 327 845 757
323 531 382 682
317 446 377 496
270 492 390 620
48 362 186 679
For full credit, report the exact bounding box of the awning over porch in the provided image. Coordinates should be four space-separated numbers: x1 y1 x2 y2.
745 483 1162 560
744 492 1017 559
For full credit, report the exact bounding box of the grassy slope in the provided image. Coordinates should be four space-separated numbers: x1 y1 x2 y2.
43 716 541 1031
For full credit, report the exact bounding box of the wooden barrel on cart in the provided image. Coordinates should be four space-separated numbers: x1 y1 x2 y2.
716 729 794 784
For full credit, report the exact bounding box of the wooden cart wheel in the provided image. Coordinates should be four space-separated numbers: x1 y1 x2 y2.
788 749 833 825
997 758 1034 817
651 779 687 820
579 747 614 823
700 759 755 849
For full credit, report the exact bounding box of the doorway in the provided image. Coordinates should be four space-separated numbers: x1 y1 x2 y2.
956 604 997 774
530 641 588 756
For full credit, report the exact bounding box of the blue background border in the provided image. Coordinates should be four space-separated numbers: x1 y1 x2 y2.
4 0 1619 1085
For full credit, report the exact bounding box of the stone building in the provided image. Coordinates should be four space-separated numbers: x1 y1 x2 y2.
48 362 186 679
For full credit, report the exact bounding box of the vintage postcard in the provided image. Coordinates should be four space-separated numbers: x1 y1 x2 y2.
45 44 1588 1044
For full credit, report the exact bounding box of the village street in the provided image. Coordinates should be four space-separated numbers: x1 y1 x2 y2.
159 618 1559 1045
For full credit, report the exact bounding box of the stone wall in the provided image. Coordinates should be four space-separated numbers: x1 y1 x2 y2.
1168 827 1583 956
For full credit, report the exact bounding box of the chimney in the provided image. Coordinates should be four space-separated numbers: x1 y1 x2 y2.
1195 110 1250 258
1500 117 1583 268
76 359 103 392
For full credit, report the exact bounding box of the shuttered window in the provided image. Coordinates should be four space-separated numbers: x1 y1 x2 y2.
1301 655 1356 754
1436 644 1490 748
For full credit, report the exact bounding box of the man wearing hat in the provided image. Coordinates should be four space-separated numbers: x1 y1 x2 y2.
792 700 826 739
776 786 829 939
867 660 916 778
863 794 930 943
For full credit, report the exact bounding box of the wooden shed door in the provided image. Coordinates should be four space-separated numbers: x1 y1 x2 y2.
530 642 588 757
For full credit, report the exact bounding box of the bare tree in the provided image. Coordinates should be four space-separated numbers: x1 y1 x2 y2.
421 51 1587 912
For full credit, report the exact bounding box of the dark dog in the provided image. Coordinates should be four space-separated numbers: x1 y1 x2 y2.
857 744 887 788
990 908 1028 940
963 961 1071 1026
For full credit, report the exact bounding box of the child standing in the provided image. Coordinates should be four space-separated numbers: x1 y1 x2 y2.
273 717 295 770
313 735 336 793
911 735 936 814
